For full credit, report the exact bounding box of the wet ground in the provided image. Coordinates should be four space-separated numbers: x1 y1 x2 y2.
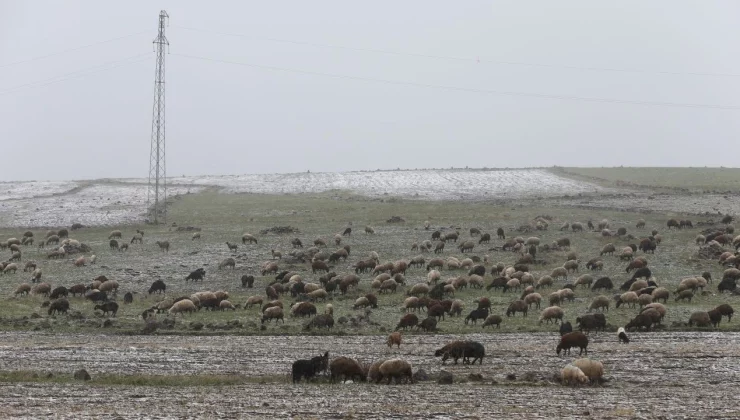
1 331 739 418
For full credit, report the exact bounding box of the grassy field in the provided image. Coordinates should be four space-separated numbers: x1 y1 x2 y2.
0 188 733 337
554 167 740 192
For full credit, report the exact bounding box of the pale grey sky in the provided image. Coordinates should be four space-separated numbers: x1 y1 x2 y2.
1 1 738 181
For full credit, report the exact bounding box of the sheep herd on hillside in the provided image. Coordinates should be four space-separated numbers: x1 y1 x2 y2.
2 213 740 386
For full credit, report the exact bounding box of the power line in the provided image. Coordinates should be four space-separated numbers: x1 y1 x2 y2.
173 25 740 79
172 52 740 111
0 54 151 97
0 31 149 70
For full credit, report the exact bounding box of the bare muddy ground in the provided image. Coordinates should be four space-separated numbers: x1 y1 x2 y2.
0 332 739 418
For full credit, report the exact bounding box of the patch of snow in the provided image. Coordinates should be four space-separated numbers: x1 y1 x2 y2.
0 181 79 201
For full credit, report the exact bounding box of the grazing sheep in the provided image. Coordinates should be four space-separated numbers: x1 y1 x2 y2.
261 306 285 324
3 263 18 274
49 286 68 299
557 332 589 356
465 308 489 325
74 257 86 267
418 317 438 332
497 227 506 239
435 341 485 365
715 304 734 322
559 321 573 336
600 243 616 256
14 283 31 296
564 260 579 273
108 230 122 239
688 311 712 328
31 268 42 283
561 364 589 385
329 357 366 383
575 275 593 289
185 268 206 282
616 292 639 308
218 257 236 270
48 298 70 316
539 306 564 324
674 290 694 303
98 280 119 295
589 295 610 312
123 292 133 304
572 358 604 384
551 267 567 281
365 226 375 235
482 315 503 328
94 301 119 317
617 326 630 343
192 232 201 240
131 233 143 244
242 234 258 244
524 293 542 309
377 359 414 384
506 300 528 317
396 313 419 330
536 275 554 289
219 300 237 311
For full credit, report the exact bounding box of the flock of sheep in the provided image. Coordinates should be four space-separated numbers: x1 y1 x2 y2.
2 212 739 386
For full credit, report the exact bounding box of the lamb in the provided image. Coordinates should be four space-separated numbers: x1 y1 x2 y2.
572 358 604 384
23 261 36 272
329 357 366 383
31 268 42 283
561 364 589 385
557 332 589 355
387 331 402 348
48 298 70 316
497 227 506 238
616 326 630 343
169 299 197 316
589 295 610 312
155 240 170 252
539 306 564 324
377 359 413 384
638 293 653 307
261 306 285 324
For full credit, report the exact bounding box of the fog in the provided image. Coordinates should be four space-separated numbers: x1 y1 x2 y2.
1 0 738 181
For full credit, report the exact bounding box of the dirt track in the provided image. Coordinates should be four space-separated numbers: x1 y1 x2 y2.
0 331 738 418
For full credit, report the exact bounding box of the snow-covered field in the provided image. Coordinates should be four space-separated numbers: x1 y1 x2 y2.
165 169 602 200
0 169 601 227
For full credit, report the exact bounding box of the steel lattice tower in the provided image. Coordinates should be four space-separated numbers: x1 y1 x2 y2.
148 10 169 224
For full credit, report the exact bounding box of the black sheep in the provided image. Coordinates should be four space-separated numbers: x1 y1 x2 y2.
94 301 119 317
464 308 489 325
618 327 630 343
185 268 206 282
241 275 255 288
148 280 167 294
591 277 614 291
49 286 68 300
48 298 70 316
468 265 486 277
559 321 573 336
123 292 134 304
292 352 329 383
630 267 652 281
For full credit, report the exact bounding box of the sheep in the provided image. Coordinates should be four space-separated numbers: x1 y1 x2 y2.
536 275 554 289
551 267 567 281
261 306 285 324
307 289 328 302
185 268 205 282
557 332 589 356
329 357 366 383
564 260 579 273
674 290 694 303
108 230 122 239
49 286 68 299
396 314 419 330
561 364 589 385
589 295 610 312
387 331 402 348
3 263 18 274
377 359 413 384
480 314 502 329
506 300 528 317
14 283 31 296
715 304 734 322
31 268 42 283
576 314 606 333
435 341 485 365
616 292 639 308
688 311 711 328
575 275 593 289
94 301 119 317
572 358 604 384
155 240 170 252
539 306 564 324
219 300 237 311
504 278 521 293
292 352 329 383
241 233 258 244
629 279 649 292
677 277 699 293
407 283 430 297
365 226 375 235
524 293 542 309
74 256 86 267
218 257 236 270
98 280 119 295
22 261 36 272
167 299 197 317
465 308 489 325
48 298 70 316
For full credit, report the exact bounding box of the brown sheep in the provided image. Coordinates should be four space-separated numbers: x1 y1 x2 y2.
261 306 285 324
557 332 589 355
32 282 51 296
506 300 528 317
589 295 610 312
14 283 31 296
715 304 734 322
675 290 694 303
377 359 413 384
561 364 589 385
387 331 402 348
482 314 503 328
575 275 593 289
169 299 197 316
563 260 579 273
245 296 263 308
572 358 604 384
688 311 711 328
524 293 542 309
551 267 567 281
330 357 366 383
